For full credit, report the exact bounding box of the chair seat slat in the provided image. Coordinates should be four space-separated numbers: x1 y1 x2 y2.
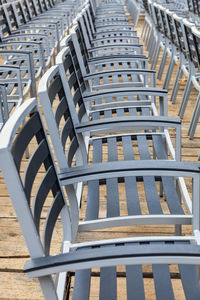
137 135 163 214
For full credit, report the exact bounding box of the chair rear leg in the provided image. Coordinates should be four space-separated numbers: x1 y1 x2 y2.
141 18 147 39
148 31 157 63
157 47 168 80
170 67 183 104
163 56 175 90
151 42 161 70
188 93 200 139
178 76 193 118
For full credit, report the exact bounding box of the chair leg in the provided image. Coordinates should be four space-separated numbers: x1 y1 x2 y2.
157 47 168 80
151 42 161 70
147 28 153 53
188 93 200 139
148 31 156 63
178 76 192 118
142 22 149 43
170 67 183 104
144 25 151 47
163 56 175 90
39 276 58 300
141 19 147 39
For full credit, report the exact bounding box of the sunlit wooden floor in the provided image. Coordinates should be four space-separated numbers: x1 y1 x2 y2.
0 12 200 299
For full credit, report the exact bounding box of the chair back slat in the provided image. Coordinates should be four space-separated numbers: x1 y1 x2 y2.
48 75 64 105
33 165 57 231
24 138 50 204
68 71 78 90
61 116 74 149
11 112 42 172
42 190 65 255
55 96 69 125
67 136 79 167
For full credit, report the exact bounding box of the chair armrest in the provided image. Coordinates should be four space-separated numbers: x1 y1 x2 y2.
88 44 143 53
24 241 200 278
84 69 156 80
59 160 198 186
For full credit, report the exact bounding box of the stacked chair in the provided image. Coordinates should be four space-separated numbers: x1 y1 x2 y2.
141 0 200 140
0 0 81 122
2 0 200 299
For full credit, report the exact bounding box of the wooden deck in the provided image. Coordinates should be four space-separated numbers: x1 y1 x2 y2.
0 13 200 299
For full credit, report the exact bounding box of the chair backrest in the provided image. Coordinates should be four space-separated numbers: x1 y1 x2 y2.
56 46 88 124
183 19 199 68
187 0 194 13
191 27 200 69
165 10 179 48
76 12 92 53
25 0 38 18
0 97 78 298
11 0 29 27
32 0 44 15
195 0 200 16
19 0 33 22
88 0 96 20
148 0 157 27
68 24 90 77
0 97 72 254
173 14 189 60
142 0 150 14
42 0 52 10
81 6 94 47
67 33 88 93
1 3 18 35
187 0 199 15
35 0 47 13
84 3 95 37
38 63 87 173
159 6 171 40
153 4 165 34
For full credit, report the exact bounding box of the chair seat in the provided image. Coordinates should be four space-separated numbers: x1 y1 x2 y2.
83 133 186 223
25 240 200 300
71 240 200 300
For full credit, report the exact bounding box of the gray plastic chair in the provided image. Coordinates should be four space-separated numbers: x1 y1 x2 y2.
38 62 192 239
1 98 200 299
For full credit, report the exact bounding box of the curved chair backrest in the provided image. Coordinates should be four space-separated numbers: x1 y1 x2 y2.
0 97 72 299
173 14 189 59
192 26 200 69
38 63 87 173
183 19 198 68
